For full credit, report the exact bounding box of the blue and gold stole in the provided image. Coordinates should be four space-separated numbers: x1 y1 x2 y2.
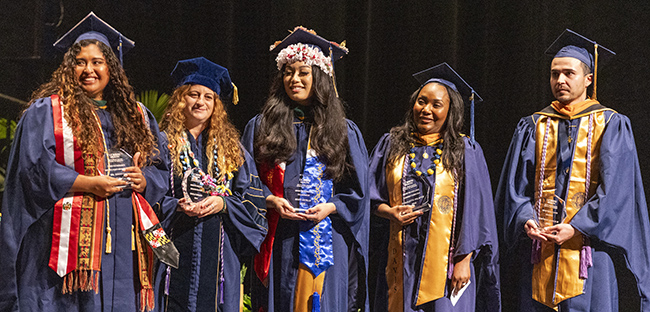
532 100 611 309
293 139 334 312
385 137 458 310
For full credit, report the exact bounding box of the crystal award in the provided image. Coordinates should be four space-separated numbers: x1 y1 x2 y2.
105 148 133 189
182 167 213 203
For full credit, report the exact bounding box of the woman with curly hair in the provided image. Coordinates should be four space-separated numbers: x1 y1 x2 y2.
155 57 267 312
242 27 369 312
0 13 170 312
368 63 500 311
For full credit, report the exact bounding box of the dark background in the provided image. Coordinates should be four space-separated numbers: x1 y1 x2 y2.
1 1 648 310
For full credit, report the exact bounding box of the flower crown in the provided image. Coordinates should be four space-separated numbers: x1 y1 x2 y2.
274 43 333 76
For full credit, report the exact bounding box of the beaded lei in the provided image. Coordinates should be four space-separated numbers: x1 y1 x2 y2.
408 140 444 176
165 131 232 304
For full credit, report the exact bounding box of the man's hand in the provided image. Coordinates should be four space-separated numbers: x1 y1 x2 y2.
541 224 576 245
524 219 548 241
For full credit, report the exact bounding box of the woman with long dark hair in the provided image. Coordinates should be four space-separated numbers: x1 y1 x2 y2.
154 57 267 312
368 63 500 311
0 13 170 311
241 27 369 312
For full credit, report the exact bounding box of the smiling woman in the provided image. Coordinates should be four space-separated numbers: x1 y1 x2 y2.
155 57 267 312
74 44 110 100
242 26 369 312
369 63 500 311
0 12 170 312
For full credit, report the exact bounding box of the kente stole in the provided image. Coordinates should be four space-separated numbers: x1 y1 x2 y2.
385 146 457 310
532 105 609 308
48 95 170 311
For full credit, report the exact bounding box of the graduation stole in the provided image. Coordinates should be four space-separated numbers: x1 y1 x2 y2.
531 103 609 308
48 95 169 312
297 146 334 276
254 161 284 284
385 142 458 310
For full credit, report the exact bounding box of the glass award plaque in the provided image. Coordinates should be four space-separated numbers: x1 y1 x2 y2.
285 174 311 213
402 173 432 213
182 167 213 203
105 148 133 189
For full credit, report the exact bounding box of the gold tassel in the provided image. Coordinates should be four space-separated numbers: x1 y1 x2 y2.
231 82 239 105
105 227 112 253
593 43 599 100
132 225 136 251
105 198 112 253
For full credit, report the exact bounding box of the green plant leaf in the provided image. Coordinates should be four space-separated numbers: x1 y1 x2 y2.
137 90 170 122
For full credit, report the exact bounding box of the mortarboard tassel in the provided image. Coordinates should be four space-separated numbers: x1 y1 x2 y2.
592 44 598 100
118 36 123 65
470 92 475 142
329 46 339 98
231 83 239 105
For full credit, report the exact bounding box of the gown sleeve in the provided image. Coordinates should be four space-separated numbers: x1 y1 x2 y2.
140 107 169 208
494 116 538 251
154 131 179 228
368 133 391 212
328 120 370 239
0 97 80 311
241 115 272 199
222 148 268 255
569 113 650 311
455 138 501 311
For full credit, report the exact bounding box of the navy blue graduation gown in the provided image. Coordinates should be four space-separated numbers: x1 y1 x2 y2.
241 114 370 312
154 130 267 312
495 108 650 311
0 97 169 311
368 134 500 312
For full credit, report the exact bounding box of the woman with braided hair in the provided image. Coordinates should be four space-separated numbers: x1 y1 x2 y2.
0 13 169 311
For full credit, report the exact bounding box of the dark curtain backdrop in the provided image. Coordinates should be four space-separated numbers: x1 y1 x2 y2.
1 1 648 310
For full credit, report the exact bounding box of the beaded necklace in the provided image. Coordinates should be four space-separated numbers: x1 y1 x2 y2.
176 131 232 196
408 139 444 176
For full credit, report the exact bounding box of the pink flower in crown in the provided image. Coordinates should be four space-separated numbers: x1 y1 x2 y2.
275 42 333 76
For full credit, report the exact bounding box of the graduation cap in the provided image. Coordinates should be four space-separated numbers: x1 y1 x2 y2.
53 12 135 65
171 57 239 105
270 26 348 62
544 29 615 100
270 26 348 96
413 62 483 142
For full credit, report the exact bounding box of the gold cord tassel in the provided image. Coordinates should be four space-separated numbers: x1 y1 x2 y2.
105 199 112 253
330 46 340 98
105 228 112 253
592 43 599 100
231 82 239 105
132 225 136 251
